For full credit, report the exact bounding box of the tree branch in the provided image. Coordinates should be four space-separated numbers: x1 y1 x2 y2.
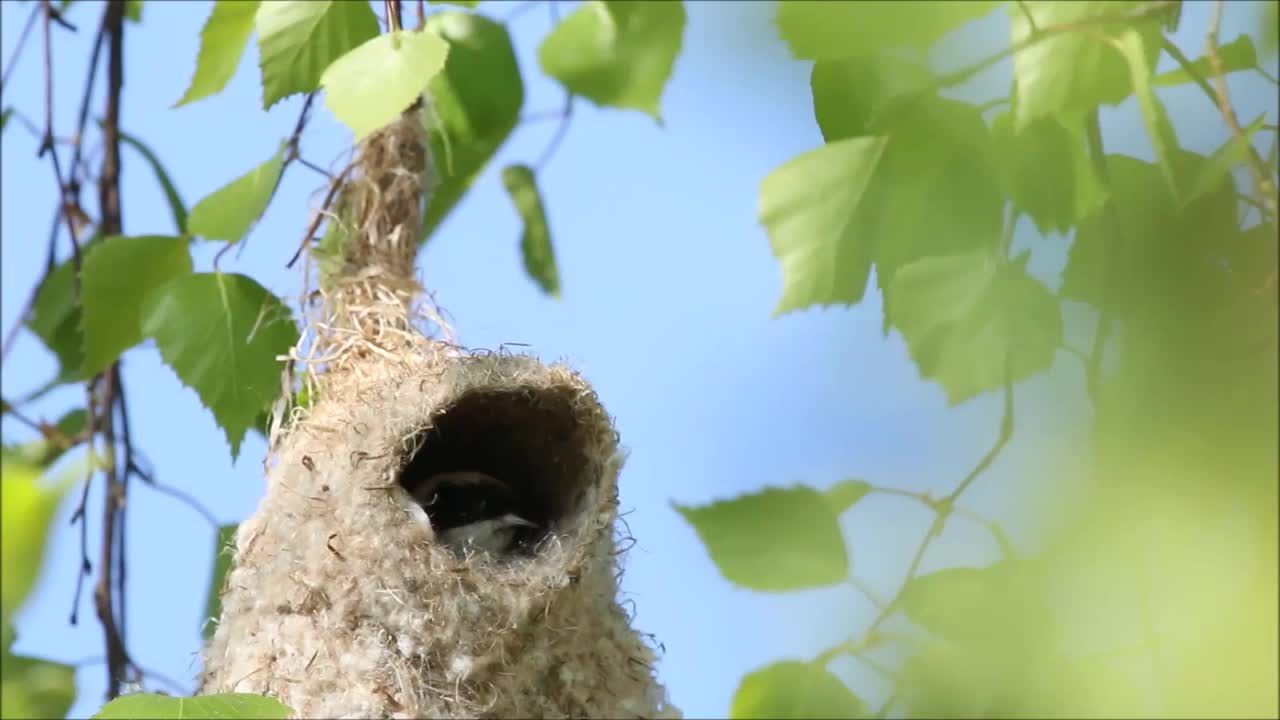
91 1 130 699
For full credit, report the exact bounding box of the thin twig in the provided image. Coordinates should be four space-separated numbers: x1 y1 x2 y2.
535 92 574 171
287 163 353 268
295 155 334 179
69 14 108 183
943 381 1014 505
1 404 43 432
1158 37 1218 107
138 478 220 530
0 2 40 92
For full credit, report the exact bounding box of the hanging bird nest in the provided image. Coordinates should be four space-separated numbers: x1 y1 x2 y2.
196 107 678 719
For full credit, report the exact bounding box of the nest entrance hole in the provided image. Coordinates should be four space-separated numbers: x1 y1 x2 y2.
398 387 592 555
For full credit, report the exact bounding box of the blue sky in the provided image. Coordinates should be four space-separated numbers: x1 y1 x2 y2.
1 1 1275 718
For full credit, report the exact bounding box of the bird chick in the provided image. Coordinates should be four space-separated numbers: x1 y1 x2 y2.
438 513 539 556
412 470 541 557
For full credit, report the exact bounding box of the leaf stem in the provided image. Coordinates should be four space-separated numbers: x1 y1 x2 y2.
1205 0 1277 223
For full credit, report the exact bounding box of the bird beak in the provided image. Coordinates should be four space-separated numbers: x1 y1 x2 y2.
502 513 538 528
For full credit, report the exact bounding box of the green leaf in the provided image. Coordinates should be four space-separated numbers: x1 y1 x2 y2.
0 107 12 135
811 55 932 143
187 143 287 243
141 273 298 460
0 651 76 720
759 136 889 315
80 236 192 377
673 486 849 591
500 165 559 297
93 693 292 719
320 30 450 140
429 0 480 6
1184 113 1266 205
420 11 524 241
990 112 1099 234
898 562 1053 649
27 259 86 383
538 1 685 120
117 129 188 233
1061 151 1240 317
124 0 141 23
1154 34 1258 87
886 252 1063 404
202 524 238 639
255 0 380 109
777 0 998 60
823 479 871 514
731 661 867 719
174 0 261 108
1011 1 1164 130
0 458 73 621
1117 28 1180 200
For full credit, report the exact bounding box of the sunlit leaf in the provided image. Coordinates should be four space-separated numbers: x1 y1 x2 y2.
0 458 73 620
429 0 479 6
673 486 848 591
1117 28 1180 200
174 0 260 107
759 136 889 315
255 0 379 109
80 236 192 377
538 1 685 120
92 693 292 719
117 128 189 233
421 11 523 241
187 143 287 243
731 661 867 719
124 0 141 23
990 113 1099 234
202 524 237 639
500 165 559 297
887 252 1063 404
810 55 932 143
897 561 1055 656
777 0 998 60
1153 34 1258 87
823 479 871 514
141 273 298 460
1011 1 1164 130
320 30 450 140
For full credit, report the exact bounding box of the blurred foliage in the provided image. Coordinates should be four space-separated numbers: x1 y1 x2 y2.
2 0 1276 717
678 1 1279 718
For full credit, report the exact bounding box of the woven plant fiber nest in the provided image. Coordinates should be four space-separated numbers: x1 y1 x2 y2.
196 111 677 718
